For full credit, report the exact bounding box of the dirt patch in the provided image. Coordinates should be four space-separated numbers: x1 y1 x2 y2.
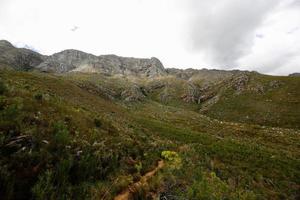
114 160 164 200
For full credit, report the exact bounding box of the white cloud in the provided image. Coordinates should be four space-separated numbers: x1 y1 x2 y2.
186 0 281 66
0 0 299 75
237 1 300 75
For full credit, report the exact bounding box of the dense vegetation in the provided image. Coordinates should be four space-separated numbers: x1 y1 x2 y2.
0 69 299 199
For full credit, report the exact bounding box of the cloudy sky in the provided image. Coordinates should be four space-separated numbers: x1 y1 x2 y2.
0 0 299 75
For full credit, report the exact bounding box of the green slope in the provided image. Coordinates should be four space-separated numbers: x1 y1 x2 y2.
0 70 300 199
204 73 300 129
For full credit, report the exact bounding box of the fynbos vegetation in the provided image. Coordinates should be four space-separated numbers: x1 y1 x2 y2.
0 43 299 199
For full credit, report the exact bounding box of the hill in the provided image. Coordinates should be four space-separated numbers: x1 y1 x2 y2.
1 40 299 129
0 41 300 199
289 73 300 77
0 40 165 77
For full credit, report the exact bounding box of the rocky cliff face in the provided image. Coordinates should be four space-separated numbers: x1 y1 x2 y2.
0 40 290 110
166 68 238 82
0 40 256 82
36 49 166 77
0 40 45 71
36 49 98 73
0 40 166 77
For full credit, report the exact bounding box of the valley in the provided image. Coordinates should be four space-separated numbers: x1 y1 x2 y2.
0 40 300 199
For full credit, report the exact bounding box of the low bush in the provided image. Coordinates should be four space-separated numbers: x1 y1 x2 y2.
94 118 102 128
0 79 7 95
161 151 182 169
32 170 56 200
52 122 70 147
0 96 6 110
187 171 257 199
34 92 43 101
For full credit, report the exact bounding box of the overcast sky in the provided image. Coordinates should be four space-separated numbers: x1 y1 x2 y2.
0 0 299 75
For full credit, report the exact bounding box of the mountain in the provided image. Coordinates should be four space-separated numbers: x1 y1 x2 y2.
0 40 299 129
0 40 166 77
0 40 45 71
0 40 300 199
289 72 300 77
37 49 166 77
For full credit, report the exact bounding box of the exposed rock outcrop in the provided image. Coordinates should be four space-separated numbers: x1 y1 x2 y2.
232 73 249 93
1 39 285 105
37 50 166 77
159 87 173 103
121 85 146 102
167 68 236 83
269 80 281 89
181 83 201 103
76 81 119 100
0 40 14 48
37 49 97 73
0 40 166 77
0 40 45 71
147 81 165 92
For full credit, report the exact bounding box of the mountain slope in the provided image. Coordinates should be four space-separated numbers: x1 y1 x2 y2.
1 40 300 199
0 40 166 77
1 41 299 129
203 73 300 128
60 70 300 129
0 40 45 71
0 69 299 199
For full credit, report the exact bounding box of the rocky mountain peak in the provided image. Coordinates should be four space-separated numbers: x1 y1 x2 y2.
0 40 14 48
0 40 259 79
52 49 95 59
0 40 45 71
0 41 167 77
37 50 166 77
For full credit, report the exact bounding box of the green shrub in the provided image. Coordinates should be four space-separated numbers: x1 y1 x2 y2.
4 104 18 119
32 158 75 200
1 100 22 121
24 84 30 90
0 79 7 95
161 150 182 169
114 175 133 193
52 122 70 146
94 118 102 128
134 161 142 174
187 171 230 199
32 170 56 200
54 158 73 191
187 171 257 200
0 164 14 199
34 92 43 101
70 153 98 183
0 96 6 110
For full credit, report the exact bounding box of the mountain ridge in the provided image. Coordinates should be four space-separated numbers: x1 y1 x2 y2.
0 40 259 77
2 40 299 78
1 39 299 129
0 40 166 77
0 40 300 199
